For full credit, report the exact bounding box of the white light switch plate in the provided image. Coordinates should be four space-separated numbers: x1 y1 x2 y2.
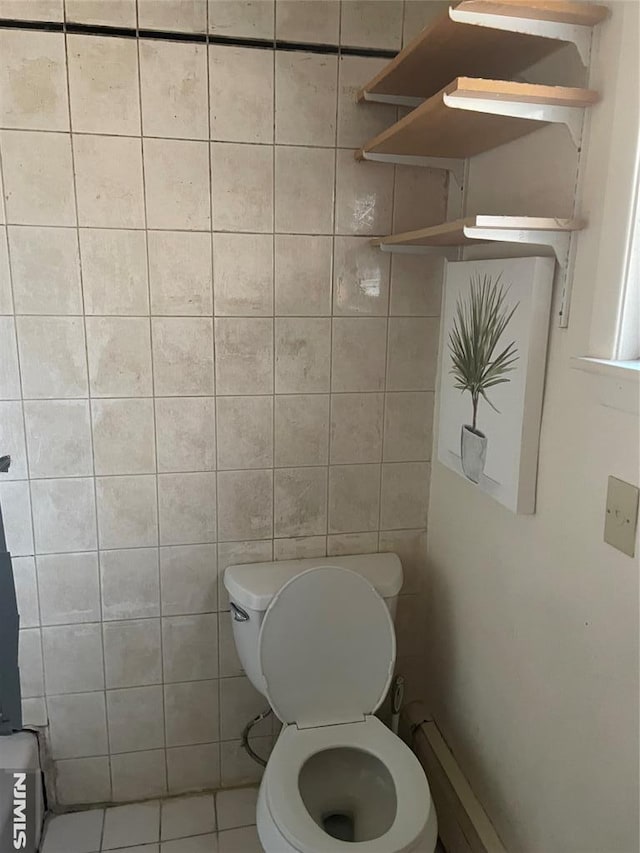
604 476 639 557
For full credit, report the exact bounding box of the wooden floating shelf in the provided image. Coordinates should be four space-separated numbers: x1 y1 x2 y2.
374 215 584 263
358 0 609 104
356 78 598 161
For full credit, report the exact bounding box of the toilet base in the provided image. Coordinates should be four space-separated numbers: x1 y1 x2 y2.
256 778 438 853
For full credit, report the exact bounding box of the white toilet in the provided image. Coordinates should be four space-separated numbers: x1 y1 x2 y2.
224 553 438 853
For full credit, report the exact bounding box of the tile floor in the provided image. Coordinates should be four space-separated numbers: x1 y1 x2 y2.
41 788 261 853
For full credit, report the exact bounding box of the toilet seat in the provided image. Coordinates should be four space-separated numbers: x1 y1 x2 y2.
264 716 432 853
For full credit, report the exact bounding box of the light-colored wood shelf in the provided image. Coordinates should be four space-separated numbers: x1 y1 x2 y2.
357 77 598 160
374 215 584 249
358 0 608 103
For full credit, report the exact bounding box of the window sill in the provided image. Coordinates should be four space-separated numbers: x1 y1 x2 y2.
571 357 639 414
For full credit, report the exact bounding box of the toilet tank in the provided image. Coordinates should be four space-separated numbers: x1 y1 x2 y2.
224 553 402 696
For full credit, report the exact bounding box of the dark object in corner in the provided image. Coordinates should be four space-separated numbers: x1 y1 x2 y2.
0 455 23 735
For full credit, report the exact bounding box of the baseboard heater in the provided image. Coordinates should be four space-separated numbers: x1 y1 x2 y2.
402 702 507 853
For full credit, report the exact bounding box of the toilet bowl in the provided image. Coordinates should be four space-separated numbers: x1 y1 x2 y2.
224 556 437 853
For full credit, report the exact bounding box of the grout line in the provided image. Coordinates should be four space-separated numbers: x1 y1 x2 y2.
0 16 398 59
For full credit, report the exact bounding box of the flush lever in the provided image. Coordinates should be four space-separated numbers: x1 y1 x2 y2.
230 602 249 622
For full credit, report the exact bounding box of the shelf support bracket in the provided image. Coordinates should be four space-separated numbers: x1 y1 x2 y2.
463 226 572 267
360 91 424 109
443 93 586 147
357 150 465 189
448 7 594 66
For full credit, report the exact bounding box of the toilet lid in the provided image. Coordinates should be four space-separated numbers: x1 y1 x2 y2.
258 566 396 728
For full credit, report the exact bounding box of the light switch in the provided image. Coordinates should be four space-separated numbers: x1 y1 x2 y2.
604 476 639 557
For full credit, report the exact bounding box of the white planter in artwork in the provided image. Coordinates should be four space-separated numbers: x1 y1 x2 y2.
460 425 487 484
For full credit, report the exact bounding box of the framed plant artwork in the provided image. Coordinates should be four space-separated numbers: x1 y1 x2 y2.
437 256 555 513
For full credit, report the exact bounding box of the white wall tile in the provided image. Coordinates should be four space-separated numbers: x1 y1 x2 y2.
66 0 136 26
96 475 158 550
31 477 97 553
275 52 337 147
389 255 443 317
380 461 430 529
67 35 140 135
328 463 380 534
216 396 273 470
0 480 33 555
0 30 69 130
386 316 440 390
274 234 332 316
106 685 165 754
214 318 273 395
162 613 218 682
101 547 160 621
140 40 208 139
331 317 387 392
208 0 274 38
0 317 21 400
218 615 242 677
330 392 383 463
273 535 327 560
275 317 331 393
148 231 213 317
138 0 208 32
24 400 92 477
275 146 334 234
220 737 269 788
0 401 27 479
0 232 12 313
152 317 214 396
12 556 39 627
9 226 82 315
335 149 394 235
158 471 216 546
110 751 167 802
18 627 43 697
37 552 100 626
333 236 390 315
211 143 273 233
156 397 216 473
160 544 217 616
383 391 434 462
274 467 327 537
16 316 88 399
337 55 397 149
42 623 104 694
48 691 108 759
103 618 161 689
217 469 273 541
393 165 448 233
0 130 75 225
166 743 220 795
327 531 378 556
219 676 270 741
55 756 111 806
92 398 156 475
0 1 63 22
86 317 153 398
276 0 339 43
164 679 219 746
340 0 403 50
74 135 144 228
80 229 149 316
274 394 329 467
209 45 274 144
213 233 273 316
144 139 211 231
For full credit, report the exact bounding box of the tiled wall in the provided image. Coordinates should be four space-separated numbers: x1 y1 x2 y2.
0 0 447 806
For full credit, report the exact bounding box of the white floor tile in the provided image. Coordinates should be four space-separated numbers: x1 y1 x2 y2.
110 846 159 853
161 834 218 852
161 794 216 841
215 787 258 831
218 825 263 853
102 801 161 850
41 809 104 853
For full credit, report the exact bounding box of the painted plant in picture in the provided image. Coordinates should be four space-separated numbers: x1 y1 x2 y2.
437 257 555 514
448 274 518 484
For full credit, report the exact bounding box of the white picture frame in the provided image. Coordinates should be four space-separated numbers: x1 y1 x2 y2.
437 256 555 514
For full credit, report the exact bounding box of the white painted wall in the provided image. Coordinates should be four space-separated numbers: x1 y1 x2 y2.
424 4 640 851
